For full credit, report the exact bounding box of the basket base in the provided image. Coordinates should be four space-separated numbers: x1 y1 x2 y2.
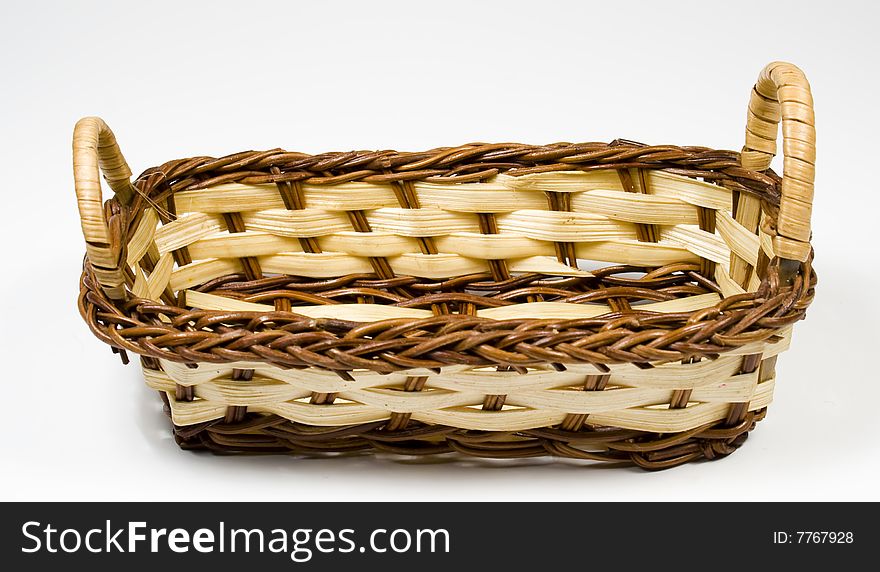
158 392 764 470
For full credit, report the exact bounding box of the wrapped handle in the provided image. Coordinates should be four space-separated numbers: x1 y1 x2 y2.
741 62 815 263
73 117 136 299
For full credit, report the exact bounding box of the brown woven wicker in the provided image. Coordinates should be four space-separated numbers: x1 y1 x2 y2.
75 62 815 469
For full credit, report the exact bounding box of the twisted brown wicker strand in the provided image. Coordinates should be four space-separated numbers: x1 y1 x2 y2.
81 257 813 373
162 404 767 471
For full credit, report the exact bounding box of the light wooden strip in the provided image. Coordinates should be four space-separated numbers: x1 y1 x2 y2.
169 258 242 292
747 268 763 293
163 393 228 426
126 208 159 267
243 208 353 237
477 302 609 321
571 189 700 225
729 193 762 285
661 225 730 264
158 359 425 389
154 212 224 254
500 171 733 212
182 230 424 261
773 235 811 262
608 354 743 388
413 181 547 212
496 169 731 210
435 234 554 259
187 231 303 260
259 252 374 277
716 210 761 266
576 240 699 266
478 292 719 320
427 368 592 393
385 253 488 278
184 290 719 322
633 292 722 313
366 208 481 236
647 171 732 210
758 225 776 260
146 372 312 406
338 388 485 413
499 171 624 192
302 182 403 210
411 407 565 432
507 256 595 276
130 266 149 299
506 370 759 413
145 252 174 300
261 401 389 426
505 387 664 415
90 266 125 290
162 377 773 429
690 371 760 401
366 207 637 242
152 362 773 407
585 381 773 433
497 210 637 242
715 264 747 298
160 221 717 268
319 232 421 257
167 171 730 225
195 378 309 407
185 290 433 319
260 251 499 280
173 182 401 213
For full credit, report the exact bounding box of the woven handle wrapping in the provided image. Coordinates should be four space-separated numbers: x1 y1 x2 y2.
742 62 816 263
73 117 136 300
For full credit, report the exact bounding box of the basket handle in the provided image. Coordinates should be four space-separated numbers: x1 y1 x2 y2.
741 62 815 263
73 117 136 300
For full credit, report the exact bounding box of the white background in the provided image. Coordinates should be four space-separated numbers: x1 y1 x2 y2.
1 0 878 501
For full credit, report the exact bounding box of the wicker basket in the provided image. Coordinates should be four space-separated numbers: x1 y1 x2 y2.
75 62 815 469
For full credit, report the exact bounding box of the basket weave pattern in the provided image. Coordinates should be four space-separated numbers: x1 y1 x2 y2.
76 62 815 469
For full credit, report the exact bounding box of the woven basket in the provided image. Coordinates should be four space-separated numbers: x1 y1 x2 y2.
76 62 816 469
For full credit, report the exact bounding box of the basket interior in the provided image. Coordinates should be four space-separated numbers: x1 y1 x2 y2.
119 142 780 323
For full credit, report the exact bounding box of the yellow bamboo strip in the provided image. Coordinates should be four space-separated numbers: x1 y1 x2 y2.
412 182 547 212
184 290 720 321
126 208 159 267
157 374 774 430
365 207 482 236
242 209 355 237
168 258 243 292
570 189 700 225
434 234 554 260
154 212 224 254
319 232 421 258
496 210 637 242
729 193 762 287
499 171 624 193
186 231 304 260
145 252 174 301
576 240 699 266
715 263 747 298
130 266 149 299
661 225 730 264
716 210 761 266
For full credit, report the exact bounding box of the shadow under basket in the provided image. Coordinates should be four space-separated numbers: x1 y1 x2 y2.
75 62 816 470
